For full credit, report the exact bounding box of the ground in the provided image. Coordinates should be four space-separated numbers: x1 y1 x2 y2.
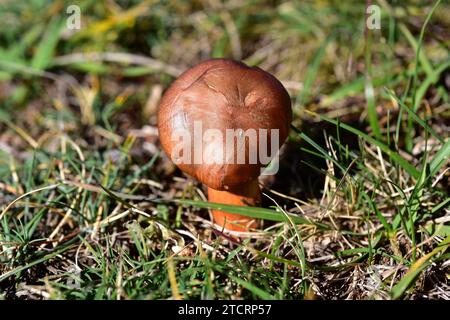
0 0 449 300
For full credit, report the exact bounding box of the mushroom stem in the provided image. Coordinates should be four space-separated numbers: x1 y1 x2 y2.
207 179 261 232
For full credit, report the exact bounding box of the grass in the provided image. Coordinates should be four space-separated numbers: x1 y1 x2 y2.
0 0 449 300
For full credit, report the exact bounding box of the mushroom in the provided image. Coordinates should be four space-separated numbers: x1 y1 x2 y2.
158 59 292 233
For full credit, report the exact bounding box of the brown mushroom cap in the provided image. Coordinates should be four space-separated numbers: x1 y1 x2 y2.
158 59 292 190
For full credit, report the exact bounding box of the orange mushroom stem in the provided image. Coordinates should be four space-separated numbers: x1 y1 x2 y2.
207 179 261 232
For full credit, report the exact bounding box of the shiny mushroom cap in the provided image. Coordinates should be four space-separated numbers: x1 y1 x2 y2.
158 58 292 190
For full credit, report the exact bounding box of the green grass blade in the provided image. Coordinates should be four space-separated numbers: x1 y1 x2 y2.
398 23 434 77
390 235 450 299
413 61 450 112
304 112 420 179
386 89 444 143
295 36 332 110
0 239 77 282
31 19 64 70
228 275 274 300
365 76 381 139
429 138 450 177
175 199 330 230
298 131 347 173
